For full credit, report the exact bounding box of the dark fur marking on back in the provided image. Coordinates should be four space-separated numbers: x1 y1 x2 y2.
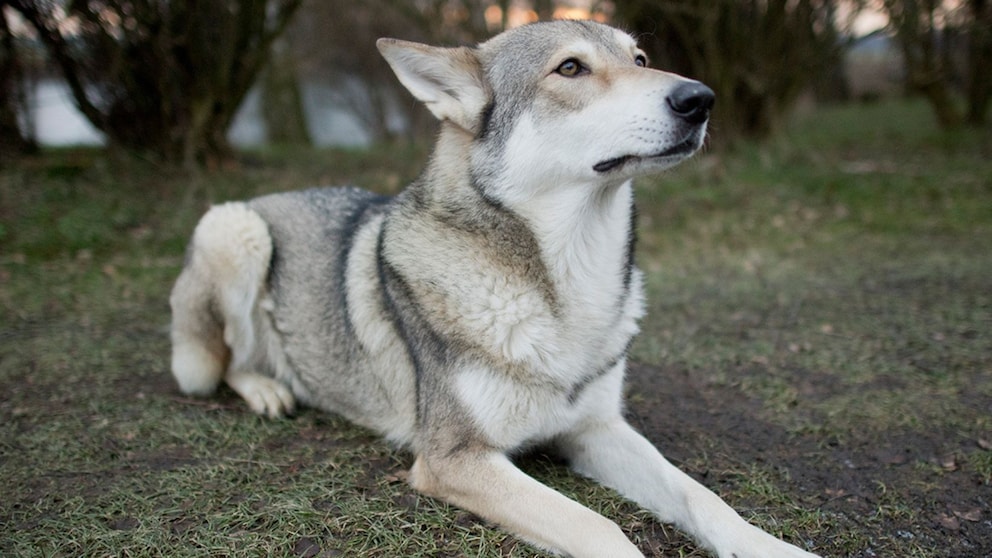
476 100 497 140
336 192 392 340
374 225 422 424
375 223 458 428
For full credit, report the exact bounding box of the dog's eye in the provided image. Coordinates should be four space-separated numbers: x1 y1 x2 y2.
635 54 647 68
555 58 586 77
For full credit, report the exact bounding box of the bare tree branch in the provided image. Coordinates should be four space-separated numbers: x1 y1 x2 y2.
8 0 303 166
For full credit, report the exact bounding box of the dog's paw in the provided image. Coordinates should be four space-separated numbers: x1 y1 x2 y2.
226 372 296 419
715 524 820 558
724 545 819 558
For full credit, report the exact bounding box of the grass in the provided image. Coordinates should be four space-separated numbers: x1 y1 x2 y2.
2 98 991 557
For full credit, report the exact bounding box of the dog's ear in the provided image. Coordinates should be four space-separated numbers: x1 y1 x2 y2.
377 38 489 134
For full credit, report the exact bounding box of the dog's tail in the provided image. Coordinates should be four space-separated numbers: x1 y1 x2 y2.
169 202 272 396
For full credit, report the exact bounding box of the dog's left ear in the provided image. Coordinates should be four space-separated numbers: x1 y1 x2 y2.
377 38 489 134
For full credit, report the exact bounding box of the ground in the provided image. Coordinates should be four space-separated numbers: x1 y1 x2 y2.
1 99 990 556
628 362 991 557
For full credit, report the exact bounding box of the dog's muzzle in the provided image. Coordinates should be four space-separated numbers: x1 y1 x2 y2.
593 81 715 174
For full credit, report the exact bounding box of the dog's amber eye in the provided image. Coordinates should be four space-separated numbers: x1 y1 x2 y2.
635 54 647 67
555 58 585 77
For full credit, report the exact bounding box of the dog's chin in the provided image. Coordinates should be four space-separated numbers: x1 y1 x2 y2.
593 132 704 175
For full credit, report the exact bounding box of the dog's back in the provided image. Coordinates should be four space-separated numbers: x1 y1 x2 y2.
249 188 415 434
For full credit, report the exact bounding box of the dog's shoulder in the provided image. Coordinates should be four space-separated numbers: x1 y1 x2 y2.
249 186 392 231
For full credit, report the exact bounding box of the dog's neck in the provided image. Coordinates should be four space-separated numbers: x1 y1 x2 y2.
423 123 637 314
509 175 637 317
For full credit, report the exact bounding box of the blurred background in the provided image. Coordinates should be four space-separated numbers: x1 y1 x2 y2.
1 0 989 166
2 3 991 557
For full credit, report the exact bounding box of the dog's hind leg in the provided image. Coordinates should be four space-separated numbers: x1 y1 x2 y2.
169 202 295 418
170 263 228 397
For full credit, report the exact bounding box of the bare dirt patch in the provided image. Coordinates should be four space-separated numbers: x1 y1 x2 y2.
624 362 992 557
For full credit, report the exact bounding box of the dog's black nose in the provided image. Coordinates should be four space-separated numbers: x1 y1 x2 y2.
667 82 715 124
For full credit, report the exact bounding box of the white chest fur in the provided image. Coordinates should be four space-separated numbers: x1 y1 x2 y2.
449 180 645 449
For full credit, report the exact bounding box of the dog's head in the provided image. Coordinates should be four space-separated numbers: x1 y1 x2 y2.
377 20 713 192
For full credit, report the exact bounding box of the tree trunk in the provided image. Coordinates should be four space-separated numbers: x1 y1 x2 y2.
966 0 992 126
886 0 964 128
0 7 36 160
920 77 965 128
8 0 302 167
262 40 311 146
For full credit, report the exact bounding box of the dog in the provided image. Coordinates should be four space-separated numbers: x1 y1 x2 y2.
169 20 820 558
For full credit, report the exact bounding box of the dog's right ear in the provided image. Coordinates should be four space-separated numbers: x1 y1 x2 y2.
376 38 489 135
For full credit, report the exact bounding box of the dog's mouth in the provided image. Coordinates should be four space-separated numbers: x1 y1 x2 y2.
593 134 701 174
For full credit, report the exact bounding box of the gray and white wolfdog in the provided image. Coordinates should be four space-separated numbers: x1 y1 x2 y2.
170 19 820 558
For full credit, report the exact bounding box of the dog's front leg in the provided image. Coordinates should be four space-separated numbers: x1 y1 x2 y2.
558 419 821 558
409 450 643 558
